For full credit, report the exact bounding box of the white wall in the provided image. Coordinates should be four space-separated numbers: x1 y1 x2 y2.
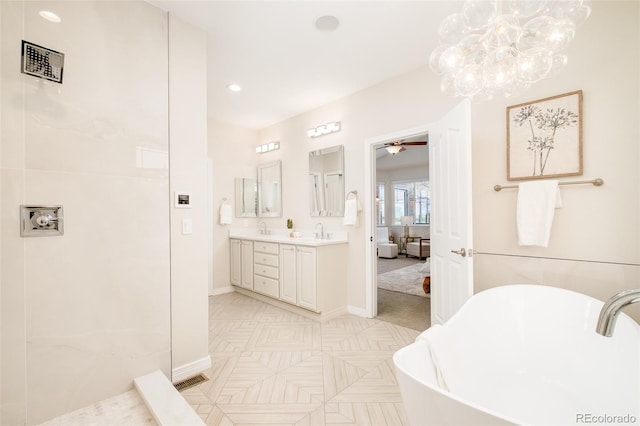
1 2 171 424
249 1 639 320
208 119 258 295
168 14 210 381
1 3 211 424
471 1 639 321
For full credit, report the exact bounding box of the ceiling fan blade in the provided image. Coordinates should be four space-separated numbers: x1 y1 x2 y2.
401 141 428 146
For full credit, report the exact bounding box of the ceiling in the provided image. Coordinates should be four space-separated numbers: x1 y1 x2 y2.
148 1 458 130
375 132 429 169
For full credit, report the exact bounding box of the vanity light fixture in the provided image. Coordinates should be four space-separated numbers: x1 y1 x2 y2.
307 121 341 138
256 141 280 154
227 83 242 92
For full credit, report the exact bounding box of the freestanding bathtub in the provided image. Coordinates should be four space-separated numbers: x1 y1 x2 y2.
393 285 640 425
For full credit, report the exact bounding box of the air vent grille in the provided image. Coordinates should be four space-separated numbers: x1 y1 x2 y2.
174 374 208 392
21 40 64 84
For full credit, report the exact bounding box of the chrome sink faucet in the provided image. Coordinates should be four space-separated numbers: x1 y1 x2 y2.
314 222 325 239
596 288 640 337
259 221 267 235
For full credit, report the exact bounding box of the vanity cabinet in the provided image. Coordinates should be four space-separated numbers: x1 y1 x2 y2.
253 241 279 298
295 246 317 311
230 239 253 290
279 244 318 311
231 237 347 318
279 245 297 305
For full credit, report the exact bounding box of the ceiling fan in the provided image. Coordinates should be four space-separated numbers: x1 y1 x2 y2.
377 138 428 155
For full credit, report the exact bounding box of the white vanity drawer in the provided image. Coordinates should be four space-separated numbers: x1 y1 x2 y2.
253 275 279 298
254 264 278 280
254 241 279 255
254 252 279 267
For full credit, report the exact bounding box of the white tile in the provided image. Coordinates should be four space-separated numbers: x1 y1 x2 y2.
38 389 156 426
184 292 417 426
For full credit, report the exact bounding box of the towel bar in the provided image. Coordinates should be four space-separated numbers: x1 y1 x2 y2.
493 178 604 192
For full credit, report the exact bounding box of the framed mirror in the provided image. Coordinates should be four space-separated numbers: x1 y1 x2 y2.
309 145 344 216
258 160 282 217
234 178 257 217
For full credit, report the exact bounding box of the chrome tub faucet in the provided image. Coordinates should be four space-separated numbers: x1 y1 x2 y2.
596 288 640 337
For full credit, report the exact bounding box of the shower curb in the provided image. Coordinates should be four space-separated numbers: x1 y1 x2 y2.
134 370 204 425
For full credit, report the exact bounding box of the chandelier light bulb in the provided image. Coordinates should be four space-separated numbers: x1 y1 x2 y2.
430 0 591 99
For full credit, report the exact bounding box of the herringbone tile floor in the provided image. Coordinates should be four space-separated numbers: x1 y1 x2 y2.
183 292 421 425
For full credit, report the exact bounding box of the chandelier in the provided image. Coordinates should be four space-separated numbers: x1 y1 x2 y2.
430 0 591 99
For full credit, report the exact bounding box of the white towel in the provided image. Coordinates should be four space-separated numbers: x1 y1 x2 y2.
343 198 361 226
219 204 232 225
517 180 562 247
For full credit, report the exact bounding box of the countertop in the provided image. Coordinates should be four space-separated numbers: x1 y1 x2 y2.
228 229 348 246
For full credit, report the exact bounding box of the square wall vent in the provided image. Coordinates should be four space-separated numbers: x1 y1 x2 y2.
21 40 64 84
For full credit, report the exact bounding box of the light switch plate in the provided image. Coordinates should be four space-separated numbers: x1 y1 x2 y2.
182 218 193 235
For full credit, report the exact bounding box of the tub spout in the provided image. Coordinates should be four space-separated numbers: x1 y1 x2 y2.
596 288 640 337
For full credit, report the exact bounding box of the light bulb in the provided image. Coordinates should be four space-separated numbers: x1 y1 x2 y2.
455 65 484 97
517 47 553 82
439 45 466 73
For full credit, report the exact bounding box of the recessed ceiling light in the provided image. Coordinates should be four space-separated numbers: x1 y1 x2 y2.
315 15 339 32
227 83 242 92
39 10 61 23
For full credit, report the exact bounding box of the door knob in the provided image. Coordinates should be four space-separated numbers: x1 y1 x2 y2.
451 248 466 257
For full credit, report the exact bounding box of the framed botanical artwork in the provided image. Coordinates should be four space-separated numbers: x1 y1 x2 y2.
507 90 583 181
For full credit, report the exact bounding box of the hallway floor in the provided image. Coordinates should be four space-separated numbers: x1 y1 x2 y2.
182 292 420 425
376 256 431 331
377 288 430 331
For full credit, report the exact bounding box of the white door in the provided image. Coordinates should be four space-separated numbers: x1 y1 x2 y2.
429 99 473 325
324 172 342 214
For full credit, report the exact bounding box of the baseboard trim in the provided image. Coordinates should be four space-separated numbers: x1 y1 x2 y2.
171 355 211 383
233 287 348 322
210 286 234 296
347 305 370 318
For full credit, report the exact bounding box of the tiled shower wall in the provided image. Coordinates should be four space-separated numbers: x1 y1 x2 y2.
1 2 171 424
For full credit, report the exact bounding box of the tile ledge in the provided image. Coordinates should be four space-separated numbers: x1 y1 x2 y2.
134 370 204 426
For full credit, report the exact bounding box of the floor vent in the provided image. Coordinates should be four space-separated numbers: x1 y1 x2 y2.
173 374 208 392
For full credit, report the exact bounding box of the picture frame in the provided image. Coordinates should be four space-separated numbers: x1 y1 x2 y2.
507 90 583 181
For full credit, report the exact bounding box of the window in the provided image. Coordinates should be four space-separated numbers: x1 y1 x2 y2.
392 180 430 225
376 182 385 225
393 187 408 224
